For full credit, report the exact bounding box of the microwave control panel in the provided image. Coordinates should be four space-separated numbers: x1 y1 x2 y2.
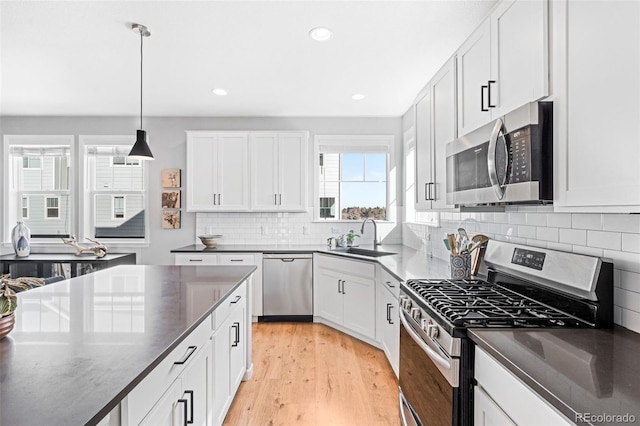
509 126 532 183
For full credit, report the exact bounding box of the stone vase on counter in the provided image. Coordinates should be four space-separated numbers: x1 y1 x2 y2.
11 221 31 257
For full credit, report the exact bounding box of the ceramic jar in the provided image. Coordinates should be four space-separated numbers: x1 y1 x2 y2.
11 221 31 257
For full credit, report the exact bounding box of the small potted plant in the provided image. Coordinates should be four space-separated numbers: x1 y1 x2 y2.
345 230 360 247
0 280 17 339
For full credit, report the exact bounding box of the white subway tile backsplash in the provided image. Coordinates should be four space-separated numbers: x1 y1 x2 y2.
546 242 573 252
518 225 537 239
621 308 640 332
571 245 604 257
603 250 640 274
620 270 640 293
508 213 527 225
603 214 640 233
572 214 603 230
492 213 508 223
622 233 640 253
559 228 587 246
614 288 640 311
546 213 572 228
536 227 559 242
526 213 548 227
587 230 622 251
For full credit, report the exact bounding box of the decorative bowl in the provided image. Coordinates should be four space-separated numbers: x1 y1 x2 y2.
0 313 15 340
198 235 222 247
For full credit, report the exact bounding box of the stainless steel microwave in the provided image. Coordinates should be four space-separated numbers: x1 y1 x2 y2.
446 102 553 206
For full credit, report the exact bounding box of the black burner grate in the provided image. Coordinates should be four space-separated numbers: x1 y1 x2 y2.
405 278 588 328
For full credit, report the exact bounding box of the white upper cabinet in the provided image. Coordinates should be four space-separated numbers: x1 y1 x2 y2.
457 19 492 136
415 88 433 211
552 0 640 212
415 57 457 211
457 0 549 136
186 131 249 212
250 131 307 212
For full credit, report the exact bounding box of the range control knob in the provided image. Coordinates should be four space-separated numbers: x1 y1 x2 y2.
399 296 412 310
410 308 421 321
421 319 439 338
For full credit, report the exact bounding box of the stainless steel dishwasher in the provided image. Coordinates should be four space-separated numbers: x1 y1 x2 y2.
261 253 313 322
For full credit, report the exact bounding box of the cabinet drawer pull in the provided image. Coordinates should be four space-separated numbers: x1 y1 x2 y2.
385 281 395 288
230 295 241 304
229 259 244 262
184 390 194 424
178 398 188 426
189 259 203 262
174 345 197 365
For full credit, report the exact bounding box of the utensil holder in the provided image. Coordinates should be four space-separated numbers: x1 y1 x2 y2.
450 253 472 279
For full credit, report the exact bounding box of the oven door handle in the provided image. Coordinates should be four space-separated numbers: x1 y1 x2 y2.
487 118 507 200
400 309 459 387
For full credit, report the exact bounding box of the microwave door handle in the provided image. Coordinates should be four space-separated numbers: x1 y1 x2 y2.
399 309 454 377
487 118 506 200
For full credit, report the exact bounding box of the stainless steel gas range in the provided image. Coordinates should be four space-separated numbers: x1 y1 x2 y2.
398 241 613 426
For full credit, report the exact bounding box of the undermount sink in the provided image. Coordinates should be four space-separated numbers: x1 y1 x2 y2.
338 247 396 257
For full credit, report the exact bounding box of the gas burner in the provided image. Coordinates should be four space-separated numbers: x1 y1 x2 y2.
405 278 588 328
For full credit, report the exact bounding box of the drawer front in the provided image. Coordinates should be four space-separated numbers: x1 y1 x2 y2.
174 254 218 265
212 281 247 330
125 316 212 426
316 254 375 278
379 266 400 299
218 253 256 265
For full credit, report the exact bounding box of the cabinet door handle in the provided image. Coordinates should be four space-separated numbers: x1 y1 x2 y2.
342 280 346 295
213 194 217 205
425 182 429 201
487 80 496 108
426 182 435 201
231 322 240 347
338 279 341 294
279 194 282 205
481 84 489 112
230 295 241 304
385 281 395 288
430 182 436 201
184 390 194 424
387 303 394 324
274 194 278 205
178 398 188 426
174 345 197 365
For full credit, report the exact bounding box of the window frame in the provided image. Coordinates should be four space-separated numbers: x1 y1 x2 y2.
21 197 29 220
3 135 75 243
313 134 395 223
79 135 150 245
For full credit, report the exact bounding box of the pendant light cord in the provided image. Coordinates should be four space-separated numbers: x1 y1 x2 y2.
140 28 143 130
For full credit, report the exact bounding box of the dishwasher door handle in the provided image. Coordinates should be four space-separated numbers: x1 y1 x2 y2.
280 258 295 262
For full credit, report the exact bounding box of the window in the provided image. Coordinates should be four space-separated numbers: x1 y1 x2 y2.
4 136 73 239
113 196 125 219
112 156 140 167
81 136 147 241
315 135 393 221
21 197 29 219
46 197 60 218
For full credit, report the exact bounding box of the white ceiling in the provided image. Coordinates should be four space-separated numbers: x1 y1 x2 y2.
0 0 497 117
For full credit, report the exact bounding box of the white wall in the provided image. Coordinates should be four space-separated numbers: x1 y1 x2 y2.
0 115 403 264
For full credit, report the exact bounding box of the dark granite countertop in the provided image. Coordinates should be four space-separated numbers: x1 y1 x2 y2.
0 264 256 426
172 244 453 281
469 328 640 425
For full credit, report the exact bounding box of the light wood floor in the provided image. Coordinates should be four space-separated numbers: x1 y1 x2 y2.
223 323 400 426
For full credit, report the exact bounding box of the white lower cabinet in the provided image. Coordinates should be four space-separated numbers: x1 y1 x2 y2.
211 285 247 426
474 347 572 426
123 280 250 426
375 267 399 377
313 254 376 341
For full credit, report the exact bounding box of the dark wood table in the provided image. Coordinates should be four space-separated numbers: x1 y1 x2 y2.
0 252 136 278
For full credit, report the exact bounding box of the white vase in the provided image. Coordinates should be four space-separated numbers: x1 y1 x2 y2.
11 221 31 257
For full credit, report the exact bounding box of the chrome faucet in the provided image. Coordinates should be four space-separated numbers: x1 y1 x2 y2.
361 218 381 247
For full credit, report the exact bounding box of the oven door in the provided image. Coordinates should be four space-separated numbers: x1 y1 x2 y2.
399 308 460 426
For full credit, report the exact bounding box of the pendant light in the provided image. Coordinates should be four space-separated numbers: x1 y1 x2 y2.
128 23 154 160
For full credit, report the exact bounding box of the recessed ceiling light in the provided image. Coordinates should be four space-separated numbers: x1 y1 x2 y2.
309 27 332 42
352 94 365 101
212 88 228 96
